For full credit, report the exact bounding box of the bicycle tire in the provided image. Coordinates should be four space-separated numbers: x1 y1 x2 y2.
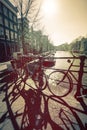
48 70 73 97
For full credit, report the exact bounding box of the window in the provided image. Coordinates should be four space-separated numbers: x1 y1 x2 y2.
0 15 3 25
9 11 13 20
10 21 13 29
14 24 17 31
0 26 5 39
5 29 10 40
14 33 18 41
4 18 9 27
14 15 17 22
11 31 14 41
0 3 2 13
0 26 4 35
3 6 8 16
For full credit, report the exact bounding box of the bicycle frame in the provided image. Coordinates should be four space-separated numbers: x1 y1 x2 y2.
62 55 87 99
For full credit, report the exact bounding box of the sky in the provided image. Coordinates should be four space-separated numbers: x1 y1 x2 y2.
39 0 87 45
10 0 87 46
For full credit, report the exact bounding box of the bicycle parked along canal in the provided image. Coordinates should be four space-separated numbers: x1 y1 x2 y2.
10 51 87 99
47 51 87 98
23 54 73 98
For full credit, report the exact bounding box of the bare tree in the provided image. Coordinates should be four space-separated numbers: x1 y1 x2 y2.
13 0 42 54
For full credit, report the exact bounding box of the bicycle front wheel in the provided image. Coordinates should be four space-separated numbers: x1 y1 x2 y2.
48 70 73 97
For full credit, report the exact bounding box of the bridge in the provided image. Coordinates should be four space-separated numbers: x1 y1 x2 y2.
0 54 87 130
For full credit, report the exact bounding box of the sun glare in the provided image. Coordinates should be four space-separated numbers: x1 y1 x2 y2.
41 0 58 16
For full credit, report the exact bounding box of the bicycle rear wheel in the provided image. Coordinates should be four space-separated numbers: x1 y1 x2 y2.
48 70 73 97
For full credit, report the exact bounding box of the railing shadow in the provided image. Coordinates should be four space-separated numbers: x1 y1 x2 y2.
0 55 87 130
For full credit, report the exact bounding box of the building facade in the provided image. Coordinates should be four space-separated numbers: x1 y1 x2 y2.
0 0 18 62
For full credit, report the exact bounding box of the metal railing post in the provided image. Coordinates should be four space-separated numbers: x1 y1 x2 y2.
75 55 85 98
